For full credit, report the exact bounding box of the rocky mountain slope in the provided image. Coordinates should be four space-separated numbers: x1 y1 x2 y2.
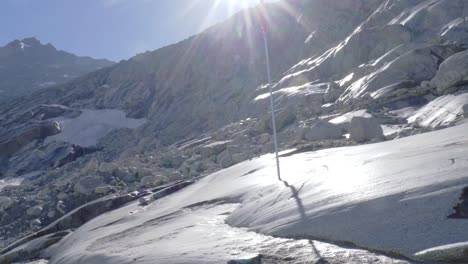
0 37 114 102
1 0 468 263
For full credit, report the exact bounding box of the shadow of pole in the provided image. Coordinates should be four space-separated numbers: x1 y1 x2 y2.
279 178 330 264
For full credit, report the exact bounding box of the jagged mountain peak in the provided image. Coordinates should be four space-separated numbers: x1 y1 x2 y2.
0 37 114 102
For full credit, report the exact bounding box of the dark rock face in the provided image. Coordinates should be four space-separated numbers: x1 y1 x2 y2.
0 37 114 102
449 187 468 219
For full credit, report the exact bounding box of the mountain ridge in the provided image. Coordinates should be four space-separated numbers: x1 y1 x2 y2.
0 37 114 103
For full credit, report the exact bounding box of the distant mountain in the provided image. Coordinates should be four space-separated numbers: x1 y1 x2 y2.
0 37 114 102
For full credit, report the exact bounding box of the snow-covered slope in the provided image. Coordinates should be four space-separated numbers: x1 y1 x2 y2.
46 122 468 263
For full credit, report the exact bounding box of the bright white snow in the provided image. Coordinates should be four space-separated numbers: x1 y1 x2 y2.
45 109 146 147
48 122 468 263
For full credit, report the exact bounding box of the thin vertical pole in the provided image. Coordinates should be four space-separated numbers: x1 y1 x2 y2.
261 23 281 180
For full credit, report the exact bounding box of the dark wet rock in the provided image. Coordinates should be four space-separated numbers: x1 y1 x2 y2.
449 187 468 219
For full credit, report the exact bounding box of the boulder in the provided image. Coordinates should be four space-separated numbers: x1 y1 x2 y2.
217 150 233 168
304 120 343 141
83 158 99 174
74 176 105 195
232 153 250 164
140 176 158 188
26 206 43 217
98 162 118 176
431 50 468 94
257 133 271 144
200 141 230 158
114 167 136 183
94 186 114 195
160 154 186 168
349 116 384 143
323 82 341 103
463 104 468 118
264 106 296 133
0 121 61 155
0 197 13 212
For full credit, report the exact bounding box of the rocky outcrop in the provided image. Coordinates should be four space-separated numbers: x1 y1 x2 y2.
463 104 468 118
0 121 61 155
0 197 12 212
74 176 106 196
303 120 343 141
349 116 384 142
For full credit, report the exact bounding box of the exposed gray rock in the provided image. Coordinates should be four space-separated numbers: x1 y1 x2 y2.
257 133 271 144
30 219 42 231
323 82 341 103
441 17 468 44
0 121 61 155
349 116 384 142
217 150 233 168
200 141 230 158
114 167 136 183
432 50 468 94
140 176 156 188
94 186 114 195
463 104 468 118
83 157 99 174
26 206 43 217
160 154 186 168
304 120 343 141
0 197 12 212
7 141 93 176
264 106 296 133
232 153 250 165
74 176 105 195
98 162 118 176
31 104 81 120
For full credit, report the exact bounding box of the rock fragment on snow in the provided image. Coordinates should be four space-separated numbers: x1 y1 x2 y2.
349 116 384 142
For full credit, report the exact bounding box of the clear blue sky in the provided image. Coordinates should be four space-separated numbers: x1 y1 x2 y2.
0 0 273 61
